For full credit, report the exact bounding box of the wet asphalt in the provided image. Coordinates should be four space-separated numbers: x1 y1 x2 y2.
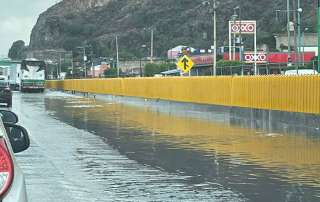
11 91 320 202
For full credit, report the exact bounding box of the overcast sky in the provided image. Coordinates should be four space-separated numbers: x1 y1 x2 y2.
0 0 59 57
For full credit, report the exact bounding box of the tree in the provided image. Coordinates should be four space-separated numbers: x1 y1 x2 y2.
104 68 122 78
308 56 318 69
8 40 27 60
144 63 176 77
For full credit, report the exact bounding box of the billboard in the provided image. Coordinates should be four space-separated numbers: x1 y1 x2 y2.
229 21 256 34
190 54 213 66
244 52 267 64
223 52 316 64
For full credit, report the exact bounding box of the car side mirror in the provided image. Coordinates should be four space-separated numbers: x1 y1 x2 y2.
5 124 30 153
0 110 18 124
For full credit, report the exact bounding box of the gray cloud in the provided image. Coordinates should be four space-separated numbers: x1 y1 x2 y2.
0 0 59 57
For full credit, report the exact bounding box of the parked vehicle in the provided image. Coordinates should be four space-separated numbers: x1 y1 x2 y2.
8 64 21 91
20 59 46 93
284 69 319 75
0 76 12 107
0 109 30 201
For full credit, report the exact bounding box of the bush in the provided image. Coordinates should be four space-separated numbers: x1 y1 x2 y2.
216 60 243 67
104 68 122 78
144 63 176 77
307 56 318 69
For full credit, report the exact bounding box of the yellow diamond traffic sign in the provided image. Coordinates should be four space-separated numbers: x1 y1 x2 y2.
177 55 194 73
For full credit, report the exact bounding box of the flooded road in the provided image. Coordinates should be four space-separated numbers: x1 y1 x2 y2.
12 91 320 201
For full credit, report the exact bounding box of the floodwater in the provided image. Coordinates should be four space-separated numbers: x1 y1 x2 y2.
13 91 320 202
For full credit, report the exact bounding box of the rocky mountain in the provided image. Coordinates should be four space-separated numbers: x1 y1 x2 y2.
29 0 317 58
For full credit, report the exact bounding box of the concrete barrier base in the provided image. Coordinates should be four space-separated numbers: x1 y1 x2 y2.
60 90 320 137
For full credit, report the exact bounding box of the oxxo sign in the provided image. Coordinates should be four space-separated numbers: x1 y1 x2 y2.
229 20 259 74
244 52 267 64
229 21 256 34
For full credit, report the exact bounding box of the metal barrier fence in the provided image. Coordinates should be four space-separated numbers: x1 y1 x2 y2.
46 75 320 114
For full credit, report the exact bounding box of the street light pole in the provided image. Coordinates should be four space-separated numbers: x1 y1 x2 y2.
56 63 59 79
202 0 218 75
59 52 62 79
71 51 74 79
83 48 87 78
287 0 292 66
76 47 87 79
141 44 147 77
302 28 308 66
239 6 242 63
297 0 302 69
116 35 120 77
90 50 94 78
213 0 217 76
150 28 154 63
232 13 236 61
234 5 242 73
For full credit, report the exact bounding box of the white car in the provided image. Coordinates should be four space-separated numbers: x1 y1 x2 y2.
0 110 30 201
284 69 319 75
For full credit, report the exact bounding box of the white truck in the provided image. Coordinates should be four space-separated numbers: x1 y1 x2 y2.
8 63 21 91
20 59 46 92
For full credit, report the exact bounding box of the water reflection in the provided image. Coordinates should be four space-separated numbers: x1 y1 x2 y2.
45 94 320 201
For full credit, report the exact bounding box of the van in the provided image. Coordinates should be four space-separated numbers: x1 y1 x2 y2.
284 69 319 76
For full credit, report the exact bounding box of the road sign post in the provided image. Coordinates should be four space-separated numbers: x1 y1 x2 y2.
229 22 232 61
177 55 194 74
213 0 217 76
229 20 257 74
254 22 257 75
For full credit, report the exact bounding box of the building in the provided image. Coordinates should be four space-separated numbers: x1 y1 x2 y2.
274 33 318 56
0 58 14 77
87 62 109 78
167 46 196 60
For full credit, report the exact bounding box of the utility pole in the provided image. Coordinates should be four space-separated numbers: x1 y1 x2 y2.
239 6 242 64
201 0 218 75
91 51 94 78
302 28 308 66
234 5 242 74
297 0 302 69
71 51 74 79
293 0 297 68
77 47 87 78
116 35 120 77
83 48 87 78
150 28 154 63
287 0 292 66
213 0 217 76
232 13 237 61
59 52 62 80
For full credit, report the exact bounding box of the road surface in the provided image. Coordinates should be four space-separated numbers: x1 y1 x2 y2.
12 91 320 202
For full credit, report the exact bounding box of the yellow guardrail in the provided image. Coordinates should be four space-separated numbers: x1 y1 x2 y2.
46 76 320 114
